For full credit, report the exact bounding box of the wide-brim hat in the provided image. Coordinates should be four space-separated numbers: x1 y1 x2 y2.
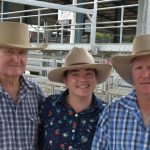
48 47 112 84
111 34 150 85
0 21 48 50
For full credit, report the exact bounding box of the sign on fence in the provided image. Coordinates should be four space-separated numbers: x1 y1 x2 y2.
58 10 73 20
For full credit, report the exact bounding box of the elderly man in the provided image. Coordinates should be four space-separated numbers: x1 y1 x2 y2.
92 34 150 150
0 21 47 150
39 47 112 150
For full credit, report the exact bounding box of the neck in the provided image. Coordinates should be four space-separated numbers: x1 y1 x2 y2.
137 94 150 127
66 94 92 113
137 94 150 112
0 75 20 102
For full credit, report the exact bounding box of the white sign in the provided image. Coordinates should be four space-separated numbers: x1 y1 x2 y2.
58 10 73 20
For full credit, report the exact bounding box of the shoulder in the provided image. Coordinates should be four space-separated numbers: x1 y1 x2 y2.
45 94 60 102
111 90 136 107
21 76 45 99
39 94 62 118
44 89 68 104
93 94 108 112
21 75 42 89
43 94 63 108
101 90 136 118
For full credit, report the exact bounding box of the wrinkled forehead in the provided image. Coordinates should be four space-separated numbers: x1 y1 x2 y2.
131 55 150 64
0 46 28 51
130 55 150 69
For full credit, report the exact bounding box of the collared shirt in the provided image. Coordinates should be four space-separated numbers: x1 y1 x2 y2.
92 90 150 150
0 75 45 150
39 90 106 150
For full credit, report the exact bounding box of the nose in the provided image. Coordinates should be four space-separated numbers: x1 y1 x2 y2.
12 54 20 63
79 74 87 81
142 68 150 78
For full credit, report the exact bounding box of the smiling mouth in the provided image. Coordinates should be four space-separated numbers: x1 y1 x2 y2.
141 82 150 84
78 85 89 88
10 66 21 67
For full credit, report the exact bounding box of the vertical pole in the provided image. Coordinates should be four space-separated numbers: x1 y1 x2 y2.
37 10 40 44
136 0 150 35
44 21 48 43
75 0 85 43
120 6 124 43
70 0 77 43
61 24 64 43
90 0 97 51
1 0 4 21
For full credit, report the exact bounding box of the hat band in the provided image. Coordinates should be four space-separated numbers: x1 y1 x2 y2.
64 63 91 67
133 49 150 55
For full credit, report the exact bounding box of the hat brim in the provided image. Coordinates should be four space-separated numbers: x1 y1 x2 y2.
48 63 112 84
111 52 150 85
0 42 48 50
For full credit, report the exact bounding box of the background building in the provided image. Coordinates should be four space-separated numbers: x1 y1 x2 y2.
0 0 146 101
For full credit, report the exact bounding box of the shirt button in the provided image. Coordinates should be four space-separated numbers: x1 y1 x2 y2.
72 129 75 133
75 114 78 117
49 140 52 144
69 146 73 149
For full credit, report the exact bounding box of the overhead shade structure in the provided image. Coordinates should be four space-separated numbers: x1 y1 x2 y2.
136 0 150 35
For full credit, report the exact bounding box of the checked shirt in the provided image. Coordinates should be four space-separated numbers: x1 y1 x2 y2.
0 76 45 150
92 90 150 150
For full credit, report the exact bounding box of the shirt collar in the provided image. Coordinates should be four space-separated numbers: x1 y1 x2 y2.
0 75 33 94
119 89 138 111
54 89 105 113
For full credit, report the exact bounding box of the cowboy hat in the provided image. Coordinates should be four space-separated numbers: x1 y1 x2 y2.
111 34 150 85
0 21 48 50
48 47 112 84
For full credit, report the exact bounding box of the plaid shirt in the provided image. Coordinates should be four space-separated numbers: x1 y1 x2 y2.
92 90 150 150
39 90 107 150
0 76 45 150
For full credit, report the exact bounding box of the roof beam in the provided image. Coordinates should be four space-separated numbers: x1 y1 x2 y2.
3 0 93 15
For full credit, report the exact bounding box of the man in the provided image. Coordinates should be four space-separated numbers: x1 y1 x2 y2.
92 34 150 150
39 47 112 150
0 21 47 150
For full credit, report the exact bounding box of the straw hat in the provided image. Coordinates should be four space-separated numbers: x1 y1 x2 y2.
111 34 150 84
0 21 48 50
48 47 112 84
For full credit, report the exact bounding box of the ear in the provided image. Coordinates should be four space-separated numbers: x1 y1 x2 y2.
63 76 68 87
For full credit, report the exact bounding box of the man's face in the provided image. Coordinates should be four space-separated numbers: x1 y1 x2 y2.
64 68 97 99
131 55 150 95
0 47 28 78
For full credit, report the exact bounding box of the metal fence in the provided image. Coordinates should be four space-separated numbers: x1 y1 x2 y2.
0 0 135 101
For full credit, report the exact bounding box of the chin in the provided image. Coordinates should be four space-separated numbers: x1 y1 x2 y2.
79 91 92 97
7 72 23 77
138 90 150 95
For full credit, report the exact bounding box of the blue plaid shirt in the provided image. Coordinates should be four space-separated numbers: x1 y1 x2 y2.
92 90 150 150
39 90 106 150
0 76 45 150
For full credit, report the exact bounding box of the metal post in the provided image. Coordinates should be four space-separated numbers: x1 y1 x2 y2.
70 0 77 43
37 10 40 44
90 0 97 52
43 21 48 43
75 0 85 43
136 0 150 35
1 0 4 21
61 24 64 43
120 6 124 43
